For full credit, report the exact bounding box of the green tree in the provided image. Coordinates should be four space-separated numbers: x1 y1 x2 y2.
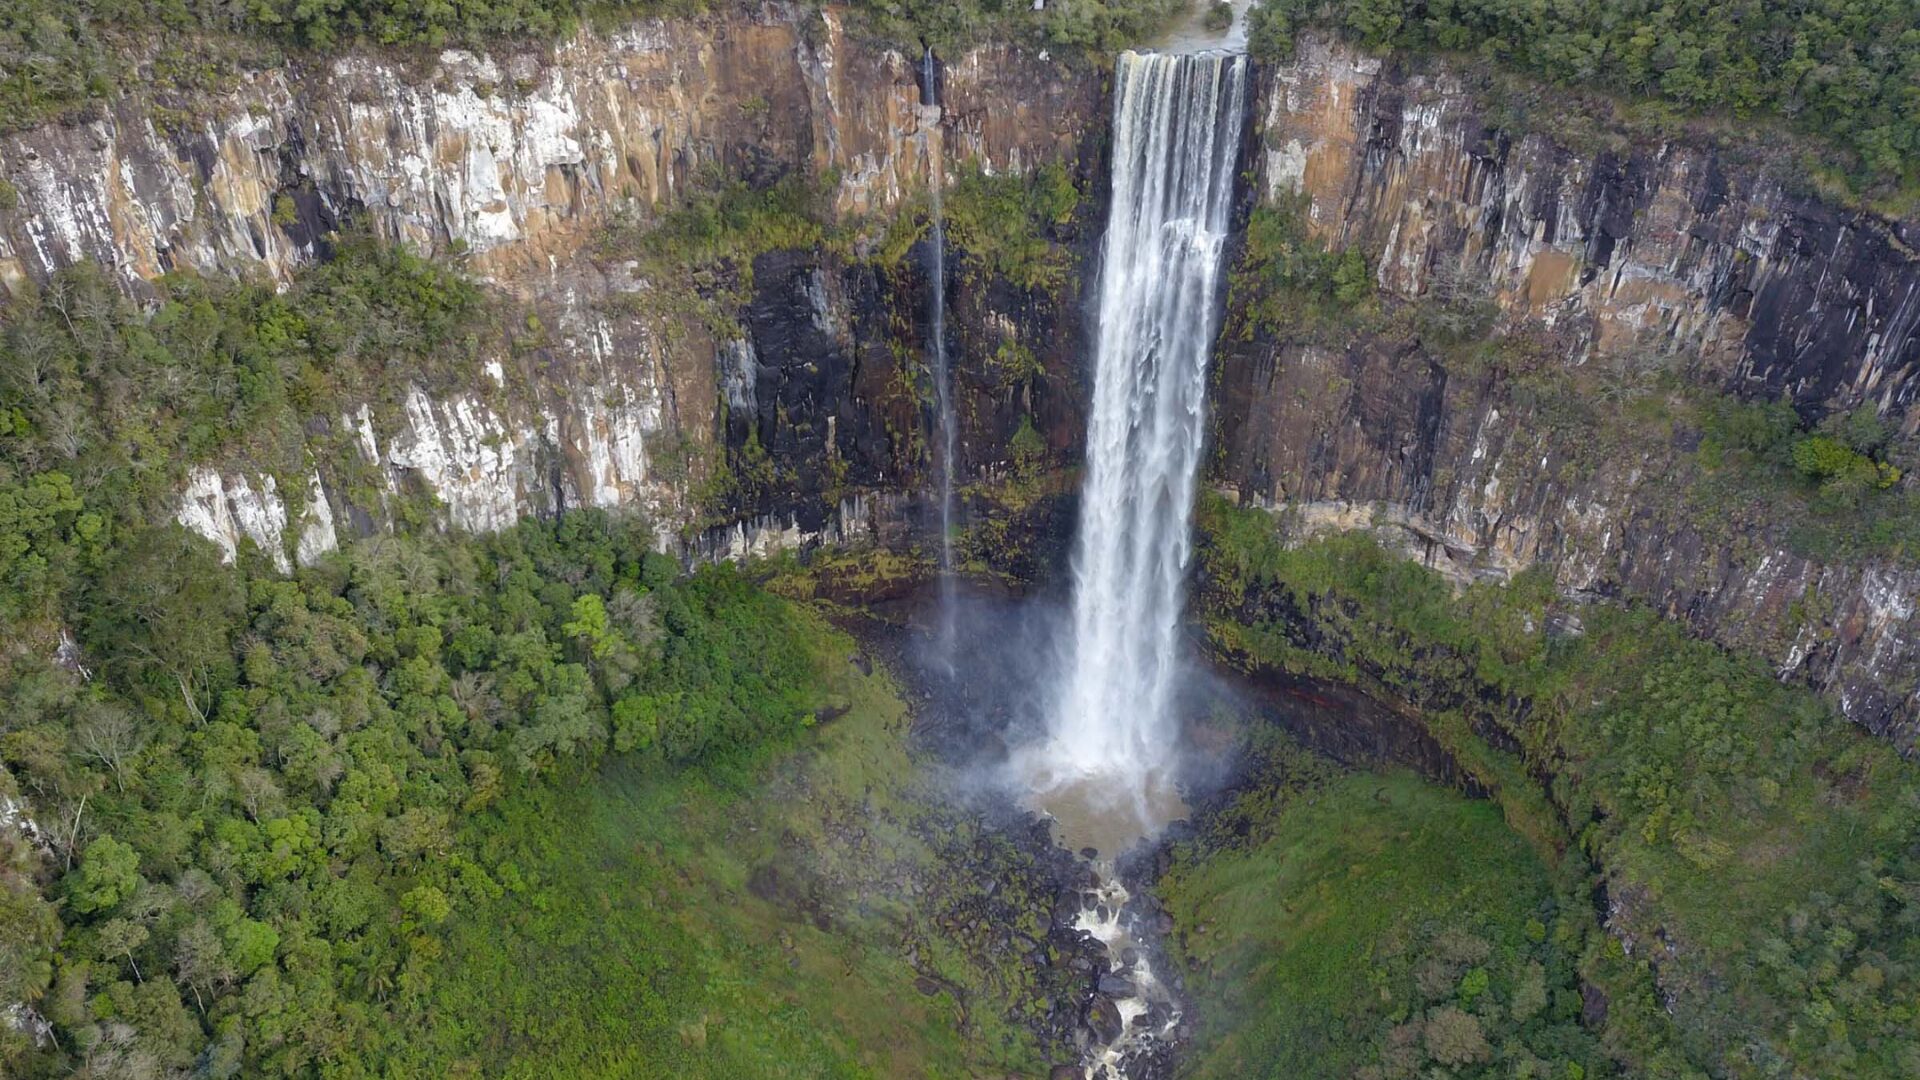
67 836 139 915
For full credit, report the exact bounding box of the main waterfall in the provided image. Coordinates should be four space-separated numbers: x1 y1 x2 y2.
1025 51 1246 844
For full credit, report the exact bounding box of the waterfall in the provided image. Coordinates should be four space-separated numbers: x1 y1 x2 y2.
922 46 958 659
1029 51 1246 834
1015 49 1245 1080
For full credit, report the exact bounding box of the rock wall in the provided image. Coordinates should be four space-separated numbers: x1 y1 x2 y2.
0 8 1089 293
1217 35 1920 747
1257 36 1920 418
0 5 1102 568
17 12 1920 742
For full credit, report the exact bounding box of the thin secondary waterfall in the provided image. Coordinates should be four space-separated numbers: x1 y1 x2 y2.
1030 51 1246 835
922 46 958 656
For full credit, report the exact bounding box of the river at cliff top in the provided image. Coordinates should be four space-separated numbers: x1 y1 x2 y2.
1147 0 1255 53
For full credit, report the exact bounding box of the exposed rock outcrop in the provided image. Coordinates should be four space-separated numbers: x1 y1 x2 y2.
0 10 1090 292
1258 36 1920 416
0 7 1100 568
1217 35 1920 746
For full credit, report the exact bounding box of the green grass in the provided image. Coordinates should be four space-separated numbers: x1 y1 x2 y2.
1163 749 1602 1080
388 610 1046 1077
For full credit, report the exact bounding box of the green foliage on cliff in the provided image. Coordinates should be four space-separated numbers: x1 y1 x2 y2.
0 237 489 629
0 0 716 128
0 0 1190 134
634 175 828 280
1251 0 1920 194
602 171 835 340
0 507 874 1077
1163 738 1604 1080
1225 198 1376 342
1195 497 1920 1078
943 162 1082 292
848 0 1189 53
1694 397 1920 562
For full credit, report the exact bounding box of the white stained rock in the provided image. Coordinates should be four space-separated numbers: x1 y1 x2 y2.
176 468 292 573
294 472 340 567
573 385 654 510
386 385 528 534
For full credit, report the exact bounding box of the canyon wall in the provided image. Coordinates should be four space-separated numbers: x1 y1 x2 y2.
8 12 1920 745
1216 35 1920 747
0 5 1100 566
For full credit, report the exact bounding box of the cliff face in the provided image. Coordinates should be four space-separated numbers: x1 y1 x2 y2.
10 14 1920 743
1216 35 1920 746
0 6 1101 567
0 11 1086 288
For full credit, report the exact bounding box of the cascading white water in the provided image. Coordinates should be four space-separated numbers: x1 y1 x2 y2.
1014 49 1245 1080
1026 51 1246 835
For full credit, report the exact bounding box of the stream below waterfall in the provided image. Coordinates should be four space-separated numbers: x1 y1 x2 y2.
842 571 1479 1080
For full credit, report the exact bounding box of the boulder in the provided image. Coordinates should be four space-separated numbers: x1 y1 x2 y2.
1085 994 1124 1044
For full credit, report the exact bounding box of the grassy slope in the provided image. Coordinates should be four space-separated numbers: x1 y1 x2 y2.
1163 744 1601 1080
389 607 1043 1078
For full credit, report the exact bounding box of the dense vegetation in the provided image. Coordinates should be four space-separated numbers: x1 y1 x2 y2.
0 233 914 1073
847 0 1187 53
1197 498 1920 1078
0 0 1186 134
1164 735 1604 1080
0 505 862 1075
1249 0 1920 195
0 238 491 628
385 598 1060 1078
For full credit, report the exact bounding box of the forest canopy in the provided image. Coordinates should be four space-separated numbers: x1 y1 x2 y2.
0 0 1184 133
1250 0 1920 194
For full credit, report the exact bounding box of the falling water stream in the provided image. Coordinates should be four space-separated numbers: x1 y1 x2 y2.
922 46 959 661
1018 48 1248 1079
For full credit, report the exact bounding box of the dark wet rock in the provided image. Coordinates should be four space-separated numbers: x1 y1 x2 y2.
1085 994 1124 1044
1096 973 1136 997
1050 1067 1085 1080
1582 981 1611 1027
914 976 943 997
